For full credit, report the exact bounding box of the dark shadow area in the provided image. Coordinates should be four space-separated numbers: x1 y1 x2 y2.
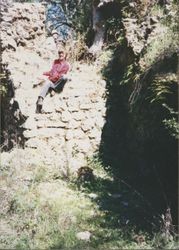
95 42 178 233
0 64 27 151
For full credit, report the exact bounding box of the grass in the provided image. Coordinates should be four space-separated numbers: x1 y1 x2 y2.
140 1 178 71
0 149 178 249
140 25 177 70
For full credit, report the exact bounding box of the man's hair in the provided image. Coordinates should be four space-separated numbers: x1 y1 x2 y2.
58 49 65 54
58 48 67 59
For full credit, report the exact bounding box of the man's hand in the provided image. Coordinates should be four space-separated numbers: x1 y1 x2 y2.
37 75 47 81
43 71 51 76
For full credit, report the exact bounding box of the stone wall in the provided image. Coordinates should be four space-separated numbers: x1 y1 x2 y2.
22 64 106 172
1 2 107 173
1 2 46 51
0 1 47 150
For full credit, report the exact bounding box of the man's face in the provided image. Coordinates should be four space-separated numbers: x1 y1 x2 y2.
58 52 65 61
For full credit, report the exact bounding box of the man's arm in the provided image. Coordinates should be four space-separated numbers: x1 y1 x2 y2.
43 71 51 76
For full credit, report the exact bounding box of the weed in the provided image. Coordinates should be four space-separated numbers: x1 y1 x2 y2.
65 34 89 63
33 165 47 183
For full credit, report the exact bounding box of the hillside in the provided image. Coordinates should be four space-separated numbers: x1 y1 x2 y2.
0 0 178 249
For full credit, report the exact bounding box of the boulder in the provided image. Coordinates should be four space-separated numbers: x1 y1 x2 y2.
76 231 91 241
7 37 17 51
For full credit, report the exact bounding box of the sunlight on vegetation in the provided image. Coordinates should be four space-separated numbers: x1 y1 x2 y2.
1 0 178 249
141 27 178 70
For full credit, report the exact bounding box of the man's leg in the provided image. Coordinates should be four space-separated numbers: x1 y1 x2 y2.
36 80 55 113
39 80 55 98
54 76 68 93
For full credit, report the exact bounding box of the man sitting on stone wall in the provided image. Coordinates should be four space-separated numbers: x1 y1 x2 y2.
36 48 70 113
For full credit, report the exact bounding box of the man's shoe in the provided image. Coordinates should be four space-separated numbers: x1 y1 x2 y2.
35 96 43 113
36 103 42 113
37 96 43 105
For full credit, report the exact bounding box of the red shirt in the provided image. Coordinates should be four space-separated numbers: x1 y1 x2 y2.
43 59 70 83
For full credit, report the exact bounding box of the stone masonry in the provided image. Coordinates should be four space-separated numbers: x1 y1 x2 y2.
1 2 107 175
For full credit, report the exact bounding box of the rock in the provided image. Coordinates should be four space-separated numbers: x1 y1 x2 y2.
73 112 85 121
65 130 74 141
95 115 105 128
85 110 97 119
88 193 98 199
79 103 92 110
88 128 101 140
37 128 65 138
36 30 44 36
7 37 17 50
95 101 105 111
42 37 56 52
68 106 79 112
98 79 106 88
77 139 92 154
90 139 100 150
72 129 86 140
24 128 65 139
150 16 158 24
68 156 86 172
66 99 79 110
61 111 71 122
55 102 67 113
23 130 38 138
36 120 67 129
32 26 38 32
67 120 80 129
25 138 46 149
1 21 12 29
43 104 55 113
81 119 95 132
16 26 29 39
76 231 91 241
2 15 12 22
22 117 37 130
